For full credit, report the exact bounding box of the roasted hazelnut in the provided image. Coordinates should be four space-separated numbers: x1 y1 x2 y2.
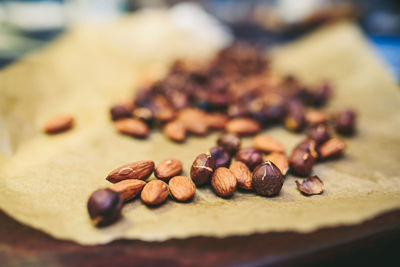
87 189 123 227
284 100 305 132
335 109 356 135
307 124 331 145
210 146 231 168
311 82 331 106
289 149 315 177
110 104 133 121
190 153 216 186
252 161 284 197
235 148 263 170
217 133 241 156
295 139 319 159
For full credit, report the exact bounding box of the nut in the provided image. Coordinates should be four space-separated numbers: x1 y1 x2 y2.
115 118 150 138
252 161 284 197
106 160 155 183
141 180 169 205
110 103 133 121
295 139 319 159
155 158 183 181
335 109 356 135
210 146 231 168
163 120 186 142
305 110 328 126
289 150 315 177
284 100 305 132
178 108 208 135
264 152 289 176
211 167 237 198
319 138 346 159
235 148 263 170
217 133 241 156
253 134 285 153
225 118 261 136
307 124 331 145
109 179 146 201
133 107 154 126
190 153 216 186
229 161 252 190
296 175 324 195
87 189 123 227
311 83 331 106
206 113 228 129
44 115 74 134
169 176 196 202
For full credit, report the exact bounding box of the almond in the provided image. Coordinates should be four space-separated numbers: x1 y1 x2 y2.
141 180 169 205
155 158 182 181
253 134 285 153
169 176 196 202
211 167 237 198
319 138 346 159
229 161 252 190
44 115 74 134
264 152 289 176
305 110 328 126
178 108 208 135
163 120 186 142
106 160 155 183
225 118 261 136
115 118 149 138
152 95 176 122
109 179 146 201
206 113 228 130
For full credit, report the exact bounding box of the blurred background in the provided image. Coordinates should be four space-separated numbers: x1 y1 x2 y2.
0 0 399 79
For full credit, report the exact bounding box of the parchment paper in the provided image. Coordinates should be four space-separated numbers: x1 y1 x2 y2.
0 13 400 245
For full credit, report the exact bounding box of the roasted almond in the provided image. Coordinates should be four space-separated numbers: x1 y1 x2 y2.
106 160 155 183
141 180 169 205
109 179 146 201
44 115 74 134
305 110 328 126
211 167 237 198
229 161 252 190
169 176 196 202
319 138 346 159
206 113 229 130
264 152 289 176
163 120 186 142
253 134 285 153
155 158 182 181
115 118 149 138
225 118 261 136
178 108 208 135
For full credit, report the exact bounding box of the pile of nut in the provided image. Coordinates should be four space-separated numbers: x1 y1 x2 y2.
41 44 357 227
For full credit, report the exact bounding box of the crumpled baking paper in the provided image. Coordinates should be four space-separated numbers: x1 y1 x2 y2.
0 13 399 245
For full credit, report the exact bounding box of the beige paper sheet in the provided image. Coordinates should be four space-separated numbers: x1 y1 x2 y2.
0 14 399 245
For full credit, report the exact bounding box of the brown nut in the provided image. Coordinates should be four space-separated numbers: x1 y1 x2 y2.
155 158 183 181
190 153 216 186
109 179 146 201
229 161 252 190
334 109 356 136
106 160 155 183
178 108 208 135
296 175 324 195
87 189 123 227
307 124 331 145
289 150 315 177
217 133 241 156
169 176 196 202
44 115 74 134
115 118 149 138
141 180 169 205
235 148 263 170
110 103 133 121
206 113 229 129
210 146 231 168
284 100 305 132
264 152 289 176
252 161 284 197
319 138 346 159
253 134 285 153
163 120 186 142
305 110 328 126
225 118 261 136
211 167 237 198
295 139 319 159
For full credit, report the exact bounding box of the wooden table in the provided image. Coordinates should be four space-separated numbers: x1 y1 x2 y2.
1 209 400 266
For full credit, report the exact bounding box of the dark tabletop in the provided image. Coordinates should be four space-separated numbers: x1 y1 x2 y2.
1 209 400 267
